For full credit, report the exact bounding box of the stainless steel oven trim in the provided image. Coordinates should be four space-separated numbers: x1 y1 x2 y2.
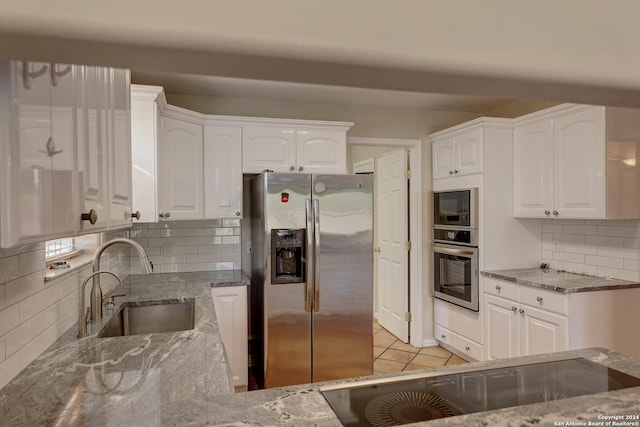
433 187 478 229
433 243 479 312
433 226 478 247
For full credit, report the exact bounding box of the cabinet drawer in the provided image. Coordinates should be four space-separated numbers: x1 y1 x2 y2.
456 334 483 362
434 324 456 348
520 286 568 315
483 277 518 301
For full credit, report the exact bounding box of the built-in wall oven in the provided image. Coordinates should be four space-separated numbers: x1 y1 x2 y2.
433 188 479 311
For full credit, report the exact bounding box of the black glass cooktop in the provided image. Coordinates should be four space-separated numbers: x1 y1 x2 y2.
321 358 640 427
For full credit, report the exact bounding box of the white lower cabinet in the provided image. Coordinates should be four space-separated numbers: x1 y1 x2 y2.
433 299 484 361
484 293 568 360
211 286 248 388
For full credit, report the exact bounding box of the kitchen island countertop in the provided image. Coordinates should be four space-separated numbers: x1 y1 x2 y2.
1 272 640 425
482 267 640 293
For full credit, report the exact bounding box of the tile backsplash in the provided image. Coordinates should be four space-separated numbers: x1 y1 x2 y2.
129 220 241 274
0 231 130 390
541 219 640 281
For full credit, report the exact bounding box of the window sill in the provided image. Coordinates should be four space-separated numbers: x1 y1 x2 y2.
44 253 94 283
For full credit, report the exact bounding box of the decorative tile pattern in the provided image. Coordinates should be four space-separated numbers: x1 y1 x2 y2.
372 320 467 374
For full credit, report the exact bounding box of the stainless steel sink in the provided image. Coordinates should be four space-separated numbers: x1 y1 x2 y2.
98 300 195 338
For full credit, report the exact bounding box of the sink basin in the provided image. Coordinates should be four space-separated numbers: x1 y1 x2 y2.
98 299 195 338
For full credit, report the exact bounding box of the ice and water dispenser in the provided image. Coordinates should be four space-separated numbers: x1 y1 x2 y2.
271 229 305 284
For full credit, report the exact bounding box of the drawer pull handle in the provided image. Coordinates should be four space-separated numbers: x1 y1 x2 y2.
536 296 543 303
495 285 501 291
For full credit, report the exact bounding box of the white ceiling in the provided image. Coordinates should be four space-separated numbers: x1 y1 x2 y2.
131 70 517 113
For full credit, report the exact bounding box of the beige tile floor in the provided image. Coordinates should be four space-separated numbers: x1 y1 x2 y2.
374 320 468 374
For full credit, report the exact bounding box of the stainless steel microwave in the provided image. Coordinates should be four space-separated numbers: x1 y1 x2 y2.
433 188 478 229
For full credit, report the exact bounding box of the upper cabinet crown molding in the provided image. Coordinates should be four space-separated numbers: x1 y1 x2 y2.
429 117 513 139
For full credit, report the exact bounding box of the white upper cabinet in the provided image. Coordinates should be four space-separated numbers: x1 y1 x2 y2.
242 121 352 174
158 115 204 220
296 129 347 174
0 61 132 248
431 125 483 179
242 125 296 173
204 124 243 219
513 104 640 219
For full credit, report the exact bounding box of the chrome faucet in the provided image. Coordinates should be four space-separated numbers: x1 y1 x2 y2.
89 238 153 321
78 270 122 338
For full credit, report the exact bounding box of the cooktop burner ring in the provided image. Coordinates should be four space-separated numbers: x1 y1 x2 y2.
364 391 466 427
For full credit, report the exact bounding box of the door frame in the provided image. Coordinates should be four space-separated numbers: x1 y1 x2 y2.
347 137 425 347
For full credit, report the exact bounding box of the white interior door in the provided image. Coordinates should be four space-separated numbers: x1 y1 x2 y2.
376 148 409 342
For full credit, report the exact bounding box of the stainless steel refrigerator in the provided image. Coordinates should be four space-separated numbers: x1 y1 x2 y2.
250 172 373 389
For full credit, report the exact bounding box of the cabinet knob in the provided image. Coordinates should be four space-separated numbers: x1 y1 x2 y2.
544 210 551 216
553 210 559 216
289 166 295 172
448 170 453 175
519 308 525 314
159 212 171 219
298 166 304 172
465 346 470 352
453 169 458 174
81 209 98 225
495 285 501 291
536 296 543 303
131 211 141 220
235 211 241 217
512 306 518 312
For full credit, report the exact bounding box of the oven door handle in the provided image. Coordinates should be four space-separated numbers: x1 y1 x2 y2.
433 245 476 256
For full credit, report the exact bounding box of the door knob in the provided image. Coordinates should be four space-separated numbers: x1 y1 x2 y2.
81 209 98 225
131 211 141 220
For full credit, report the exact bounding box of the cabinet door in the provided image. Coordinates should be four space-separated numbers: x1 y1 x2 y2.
455 128 483 176
77 66 108 232
513 119 553 218
158 116 203 220
432 138 455 179
484 294 519 360
211 286 248 388
107 68 133 229
295 129 347 174
204 125 243 219
553 107 606 218
49 63 77 238
520 304 568 356
242 125 296 173
4 61 55 246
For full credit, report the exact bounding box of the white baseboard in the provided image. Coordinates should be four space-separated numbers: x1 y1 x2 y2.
421 338 438 348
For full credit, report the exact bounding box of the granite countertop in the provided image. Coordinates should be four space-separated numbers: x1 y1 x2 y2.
0 270 248 426
3 271 640 426
482 267 640 294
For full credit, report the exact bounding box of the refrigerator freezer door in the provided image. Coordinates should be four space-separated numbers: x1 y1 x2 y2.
262 173 314 388
311 174 374 383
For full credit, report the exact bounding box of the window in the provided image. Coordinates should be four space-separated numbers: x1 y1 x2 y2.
45 238 76 260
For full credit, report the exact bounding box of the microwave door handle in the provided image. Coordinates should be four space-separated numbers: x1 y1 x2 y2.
433 246 475 256
313 199 320 312
305 199 314 312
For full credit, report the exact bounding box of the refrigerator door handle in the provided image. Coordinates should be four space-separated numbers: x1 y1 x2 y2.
313 199 320 312
305 199 314 312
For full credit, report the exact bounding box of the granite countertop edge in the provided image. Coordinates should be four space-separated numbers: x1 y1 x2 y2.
482 268 640 294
